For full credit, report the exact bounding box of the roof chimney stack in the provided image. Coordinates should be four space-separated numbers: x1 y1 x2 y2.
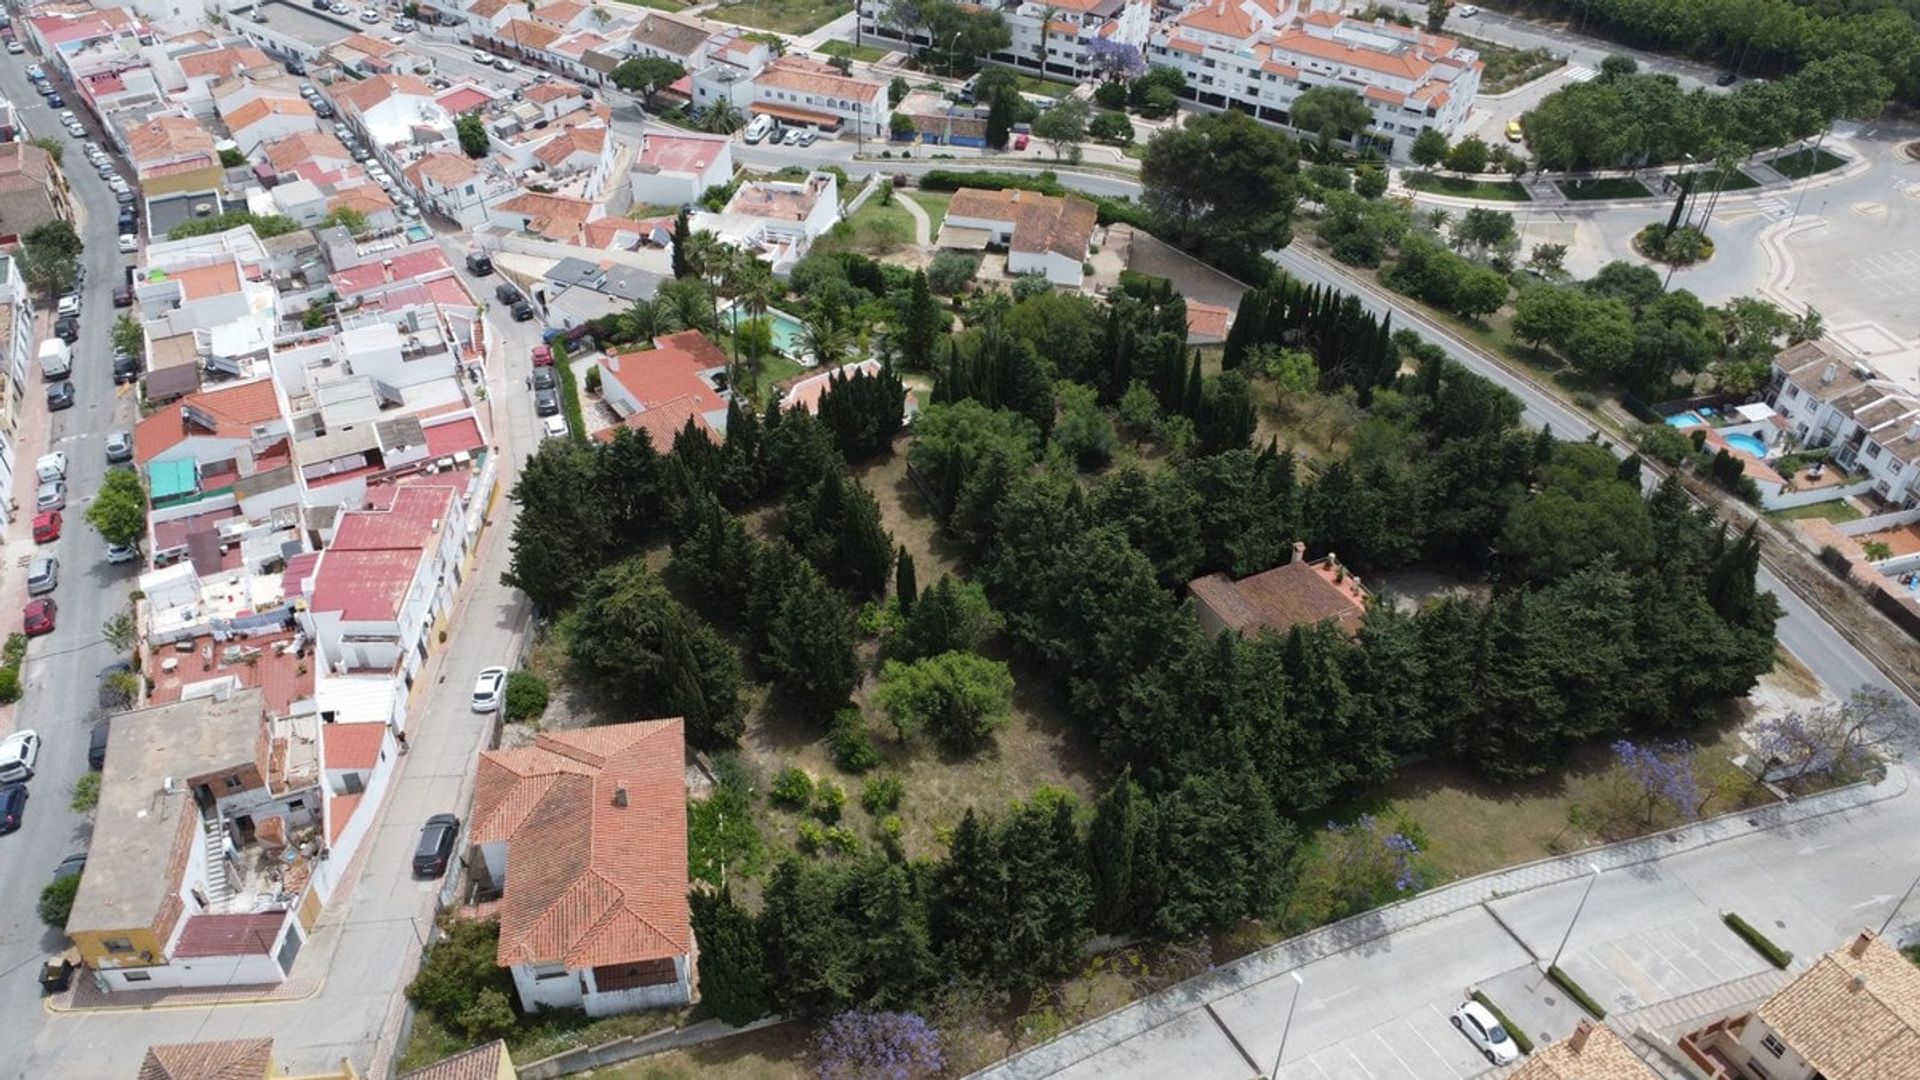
1822 362 1838 384
1292 540 1306 564
1567 1019 1594 1052
1851 930 1874 959
613 785 628 808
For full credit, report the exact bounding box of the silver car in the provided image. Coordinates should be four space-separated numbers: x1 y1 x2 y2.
25 557 57 596
35 480 65 511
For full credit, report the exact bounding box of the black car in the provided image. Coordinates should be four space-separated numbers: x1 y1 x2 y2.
0 784 25 835
466 252 493 276
531 367 556 391
111 283 131 307
511 300 535 322
113 353 140 384
46 93 63 108
494 282 519 304
87 722 108 770
52 316 77 342
534 387 560 416
413 813 460 876
53 853 85 880
1715 71 1738 86
46 381 75 411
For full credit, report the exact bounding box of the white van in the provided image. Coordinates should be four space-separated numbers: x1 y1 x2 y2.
743 114 774 144
37 339 71 380
35 452 66 483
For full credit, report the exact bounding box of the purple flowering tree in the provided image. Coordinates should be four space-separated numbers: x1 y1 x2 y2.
1747 688 1904 788
1085 38 1147 82
1323 814 1423 912
816 1010 944 1080
1612 739 1702 823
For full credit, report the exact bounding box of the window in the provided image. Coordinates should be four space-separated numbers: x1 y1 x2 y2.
1786 385 1800 400
1868 442 1883 459
533 964 569 980
102 938 134 953
1760 1034 1788 1058
223 775 242 790
121 971 153 983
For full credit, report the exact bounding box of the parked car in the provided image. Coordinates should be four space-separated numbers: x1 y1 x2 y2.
26 65 44 80
112 353 139 384
531 344 551 366
36 479 65 511
1456 3 1479 15
795 128 818 146
23 598 55 636
46 93 63 108
393 17 415 30
511 300 534 322
1451 1001 1521 1066
0 784 26 834
117 234 137 253
471 48 490 63
56 293 79 317
46 381 75 411
412 813 461 876
531 366 557 391
1506 119 1523 142
1716 70 1738 86
471 666 507 711
26 557 57 597
104 430 133 463
494 282 519 304
52 316 77 343
32 511 59 545
1013 132 1029 150
87 723 108 769
5 41 22 55
533 386 559 416
0 730 41 783
493 57 516 73
112 283 132 307
541 414 568 440
105 543 140 565
359 6 380 21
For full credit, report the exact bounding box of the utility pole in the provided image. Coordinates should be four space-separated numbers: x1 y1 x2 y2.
1879 865 1920 937
1267 972 1305 1080
1543 865 1603 980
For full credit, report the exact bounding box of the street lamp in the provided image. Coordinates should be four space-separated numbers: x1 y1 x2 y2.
947 30 963 80
1544 864 1603 977
1268 971 1305 1080
1879 864 1920 937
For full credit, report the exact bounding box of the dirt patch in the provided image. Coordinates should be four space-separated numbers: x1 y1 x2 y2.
592 1020 813 1080
854 445 963 585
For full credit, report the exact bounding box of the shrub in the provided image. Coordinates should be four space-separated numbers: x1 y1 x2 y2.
1547 965 1607 1018
4 633 26 667
551 340 585 443
812 781 847 823
0 668 19 705
927 252 980 295
70 772 101 813
406 919 520 1040
502 671 550 721
1094 81 1128 109
772 766 814 809
1469 991 1534 1054
583 365 602 394
689 754 766 886
796 819 827 852
39 874 79 927
824 825 861 853
862 773 906 814
1723 912 1793 969
829 710 880 773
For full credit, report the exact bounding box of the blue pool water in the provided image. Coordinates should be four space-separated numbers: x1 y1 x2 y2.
723 303 808 360
1665 411 1708 428
405 224 431 242
1725 433 1769 457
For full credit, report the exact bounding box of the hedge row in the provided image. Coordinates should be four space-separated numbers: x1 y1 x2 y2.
551 340 587 445
1547 964 1607 1019
914 168 1154 230
1469 990 1534 1055
1723 912 1794 969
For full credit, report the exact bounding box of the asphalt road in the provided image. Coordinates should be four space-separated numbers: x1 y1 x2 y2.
0 48 143 1043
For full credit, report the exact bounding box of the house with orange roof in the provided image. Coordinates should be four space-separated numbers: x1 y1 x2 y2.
1189 541 1370 638
489 190 599 243
401 150 516 229
714 54 884 138
599 330 732 439
0 141 73 246
626 11 721 69
222 95 322 155
942 186 1099 288
323 31 403 76
632 131 732 207
468 720 696 1017
262 131 354 177
688 170 839 277
171 44 278 107
134 377 287 475
124 114 223 193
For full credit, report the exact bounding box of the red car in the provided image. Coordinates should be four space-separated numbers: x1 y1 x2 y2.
23 598 55 636
1013 133 1030 150
31 511 59 545
531 344 552 366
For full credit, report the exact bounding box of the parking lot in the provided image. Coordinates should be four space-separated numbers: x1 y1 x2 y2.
257 0 393 49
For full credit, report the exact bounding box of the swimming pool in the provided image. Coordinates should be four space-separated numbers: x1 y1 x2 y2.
1665 411 1708 428
722 303 809 362
405 224 431 243
1725 433 1769 458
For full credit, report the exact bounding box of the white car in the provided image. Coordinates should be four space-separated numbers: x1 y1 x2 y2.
5 41 22 55
493 57 516 73
0 730 41 783
1457 3 1480 14
472 48 490 64
359 7 380 22
118 233 137 253
1451 1001 1521 1066
25 65 44 80
541 414 568 440
56 294 79 317
105 542 140 565
471 666 507 712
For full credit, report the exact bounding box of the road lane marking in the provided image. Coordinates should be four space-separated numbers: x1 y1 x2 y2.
1370 1030 1423 1079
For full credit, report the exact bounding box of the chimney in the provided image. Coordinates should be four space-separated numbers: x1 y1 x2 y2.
1568 1019 1594 1053
1292 541 1306 564
1822 363 1837 384
612 785 628 808
1851 930 1874 959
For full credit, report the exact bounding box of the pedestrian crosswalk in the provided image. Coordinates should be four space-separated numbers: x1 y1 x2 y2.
1564 64 1598 83
1754 197 1791 220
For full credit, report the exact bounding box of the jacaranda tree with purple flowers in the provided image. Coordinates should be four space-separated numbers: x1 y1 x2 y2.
1746 687 1905 788
1612 739 1702 823
1323 814 1425 913
1086 38 1147 82
815 1010 944 1080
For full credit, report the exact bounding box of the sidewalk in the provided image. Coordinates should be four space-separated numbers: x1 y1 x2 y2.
0 304 61 741
974 765 1909 1079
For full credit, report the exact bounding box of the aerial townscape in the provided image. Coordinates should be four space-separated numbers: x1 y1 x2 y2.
1 0 1920 1075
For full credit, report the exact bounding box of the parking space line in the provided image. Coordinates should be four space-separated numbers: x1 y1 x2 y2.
1344 1045 1380 1079
1371 1030 1422 1079
1405 1017 1468 1080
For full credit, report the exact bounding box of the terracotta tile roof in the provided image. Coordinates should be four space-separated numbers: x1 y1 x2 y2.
593 395 712 448
174 261 242 300
264 131 352 172
333 74 435 116
473 720 692 971
324 722 389 772
327 792 363 844
495 191 595 242
1507 1021 1657 1080
128 115 215 167
398 1040 512 1080
309 486 454 621
637 132 726 176
1756 931 1920 1080
629 12 713 57
438 86 494 114
581 217 643 250
1186 300 1233 342
533 124 605 168
173 912 286 958
1188 553 1369 637
178 45 274 80
1177 0 1256 37
405 150 479 188
752 54 883 104
946 187 1097 260
134 379 283 465
1267 27 1433 80
224 95 316 134
336 30 397 58
601 331 728 421
138 1038 275 1080
468 0 515 17
329 184 396 216
500 18 563 51
0 140 56 187
522 81 581 105
532 0 585 24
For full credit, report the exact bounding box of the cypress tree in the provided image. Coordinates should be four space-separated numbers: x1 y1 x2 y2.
671 206 693 278
837 480 894 600
929 809 1009 980
985 89 1015 150
1089 770 1145 934
895 547 918 614
689 887 771 1025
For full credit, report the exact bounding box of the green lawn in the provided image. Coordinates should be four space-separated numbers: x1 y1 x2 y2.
819 39 890 63
1403 172 1531 201
900 189 949 233
1007 71 1079 99
1768 147 1847 179
1557 176 1652 201
1770 499 1863 524
706 0 851 35
1706 166 1760 192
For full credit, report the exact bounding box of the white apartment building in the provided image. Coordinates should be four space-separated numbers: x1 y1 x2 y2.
1769 339 1920 507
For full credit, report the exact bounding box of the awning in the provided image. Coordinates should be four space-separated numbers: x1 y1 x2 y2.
935 224 991 251
749 102 841 129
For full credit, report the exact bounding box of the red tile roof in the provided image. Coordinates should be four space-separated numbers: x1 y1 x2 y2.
173 912 286 958
329 247 452 296
327 792 363 844
592 395 712 449
398 1041 511 1080
472 721 691 971
423 415 486 459
947 187 1097 260
139 1038 276 1080
323 722 388 772
637 132 727 176
310 486 454 621
600 331 728 420
1188 554 1369 637
436 86 492 114
134 379 283 466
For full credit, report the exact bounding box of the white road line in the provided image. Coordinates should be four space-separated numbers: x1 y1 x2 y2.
1372 1029 1423 1079
1308 1053 1337 1080
1407 1016 1469 1080
1344 1045 1380 1080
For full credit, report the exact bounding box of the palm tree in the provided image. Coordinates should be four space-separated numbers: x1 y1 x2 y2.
1035 5 1058 72
800 316 852 370
700 100 743 135
731 260 776 382
622 298 660 344
1789 306 1824 345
